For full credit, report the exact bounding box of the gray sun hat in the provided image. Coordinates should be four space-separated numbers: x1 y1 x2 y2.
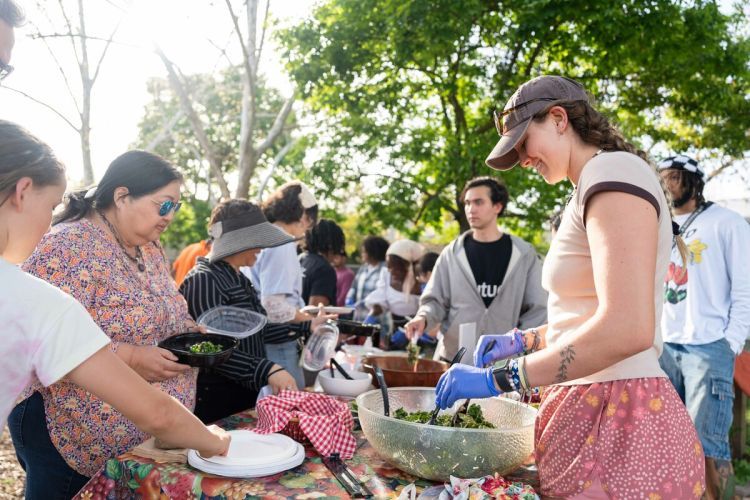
208 210 299 263
486 75 590 171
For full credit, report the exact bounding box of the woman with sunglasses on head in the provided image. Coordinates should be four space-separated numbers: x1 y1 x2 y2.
9 150 206 494
434 76 704 497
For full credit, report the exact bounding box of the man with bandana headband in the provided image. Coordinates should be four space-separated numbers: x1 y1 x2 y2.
658 154 750 498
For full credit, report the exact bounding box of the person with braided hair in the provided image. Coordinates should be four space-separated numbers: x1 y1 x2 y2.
433 75 705 497
658 155 750 499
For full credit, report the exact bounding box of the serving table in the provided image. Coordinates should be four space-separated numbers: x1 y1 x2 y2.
74 409 537 499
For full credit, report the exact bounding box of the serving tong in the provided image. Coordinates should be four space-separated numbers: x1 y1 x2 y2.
451 339 498 426
373 365 389 416
322 452 373 498
426 347 466 426
329 358 354 380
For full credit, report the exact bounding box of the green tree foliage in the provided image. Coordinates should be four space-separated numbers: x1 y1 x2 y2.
277 0 750 239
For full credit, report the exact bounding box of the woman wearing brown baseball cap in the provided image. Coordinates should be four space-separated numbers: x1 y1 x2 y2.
435 76 704 497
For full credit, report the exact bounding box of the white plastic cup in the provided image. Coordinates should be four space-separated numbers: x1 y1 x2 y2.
458 322 477 365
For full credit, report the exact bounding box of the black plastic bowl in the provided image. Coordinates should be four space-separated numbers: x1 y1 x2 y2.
337 319 381 337
158 332 238 368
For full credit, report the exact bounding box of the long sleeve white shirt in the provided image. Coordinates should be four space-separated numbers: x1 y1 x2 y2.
661 203 750 354
364 267 420 317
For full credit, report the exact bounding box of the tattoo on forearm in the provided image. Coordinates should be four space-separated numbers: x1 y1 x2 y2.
556 345 575 383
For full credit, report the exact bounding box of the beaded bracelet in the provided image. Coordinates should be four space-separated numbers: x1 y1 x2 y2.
507 359 522 392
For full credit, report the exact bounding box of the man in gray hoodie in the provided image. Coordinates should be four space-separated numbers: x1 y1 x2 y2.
405 176 547 358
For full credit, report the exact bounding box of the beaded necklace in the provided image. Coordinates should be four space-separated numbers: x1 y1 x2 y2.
97 210 146 272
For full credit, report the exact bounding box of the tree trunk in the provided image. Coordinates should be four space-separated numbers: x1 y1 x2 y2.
454 198 469 233
80 116 93 185
156 47 231 199
235 0 259 198
77 0 94 184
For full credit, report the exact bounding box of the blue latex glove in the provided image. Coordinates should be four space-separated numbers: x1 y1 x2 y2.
473 329 525 367
345 296 356 307
389 328 408 349
363 315 378 325
434 364 501 409
417 332 437 347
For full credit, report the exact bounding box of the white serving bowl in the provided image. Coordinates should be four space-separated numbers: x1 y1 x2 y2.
318 369 373 398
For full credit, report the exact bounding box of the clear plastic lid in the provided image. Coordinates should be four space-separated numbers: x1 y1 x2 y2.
197 306 267 339
302 321 339 371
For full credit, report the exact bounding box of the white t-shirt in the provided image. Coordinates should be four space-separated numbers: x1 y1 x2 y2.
242 242 305 323
661 204 750 354
0 257 110 429
364 267 420 317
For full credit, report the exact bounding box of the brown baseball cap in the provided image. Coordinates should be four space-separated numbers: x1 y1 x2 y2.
485 76 590 170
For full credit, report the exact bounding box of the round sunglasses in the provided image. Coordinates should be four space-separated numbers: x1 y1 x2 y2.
152 199 182 216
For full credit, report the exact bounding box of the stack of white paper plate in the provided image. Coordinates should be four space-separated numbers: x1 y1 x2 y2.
187 430 305 478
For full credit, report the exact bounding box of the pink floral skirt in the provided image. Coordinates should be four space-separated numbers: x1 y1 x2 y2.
535 377 705 499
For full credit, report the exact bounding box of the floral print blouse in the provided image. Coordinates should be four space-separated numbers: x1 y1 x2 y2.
21 218 197 476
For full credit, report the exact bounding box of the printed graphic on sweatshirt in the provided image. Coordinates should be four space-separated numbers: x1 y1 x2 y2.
664 238 707 304
476 282 499 301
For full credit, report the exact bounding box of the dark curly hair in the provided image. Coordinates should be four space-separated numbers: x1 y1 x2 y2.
262 181 318 225
361 235 389 263
416 251 439 276
209 198 263 226
671 170 705 208
305 219 345 255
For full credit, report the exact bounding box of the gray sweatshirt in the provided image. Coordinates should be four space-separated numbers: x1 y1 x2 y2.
417 230 548 358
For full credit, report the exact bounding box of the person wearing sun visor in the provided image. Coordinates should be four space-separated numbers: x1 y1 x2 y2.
435 75 705 497
179 199 334 423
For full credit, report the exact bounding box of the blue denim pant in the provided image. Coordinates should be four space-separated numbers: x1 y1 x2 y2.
265 340 305 388
8 392 90 499
659 339 735 460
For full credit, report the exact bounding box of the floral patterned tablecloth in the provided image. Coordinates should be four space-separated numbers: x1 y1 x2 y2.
73 410 537 500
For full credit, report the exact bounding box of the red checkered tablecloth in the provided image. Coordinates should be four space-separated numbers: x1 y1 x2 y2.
254 390 356 458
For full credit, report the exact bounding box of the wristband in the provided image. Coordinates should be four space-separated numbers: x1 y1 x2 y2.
484 368 502 396
523 328 541 354
518 357 530 391
267 367 286 379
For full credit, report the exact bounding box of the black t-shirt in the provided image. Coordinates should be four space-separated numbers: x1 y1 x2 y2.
299 252 337 306
463 233 512 307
